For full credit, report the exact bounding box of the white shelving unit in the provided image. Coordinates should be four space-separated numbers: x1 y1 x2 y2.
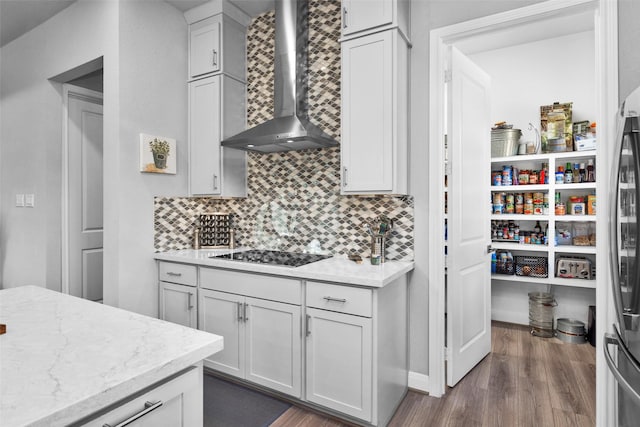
491 150 597 292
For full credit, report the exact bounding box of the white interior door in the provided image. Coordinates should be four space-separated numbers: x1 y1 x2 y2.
67 88 103 301
447 46 492 387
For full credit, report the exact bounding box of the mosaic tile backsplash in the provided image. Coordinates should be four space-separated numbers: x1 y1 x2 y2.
154 0 414 261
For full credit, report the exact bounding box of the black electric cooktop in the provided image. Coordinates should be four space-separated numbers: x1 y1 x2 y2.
211 249 331 267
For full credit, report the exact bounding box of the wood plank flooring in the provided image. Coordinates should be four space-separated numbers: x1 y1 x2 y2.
270 321 596 427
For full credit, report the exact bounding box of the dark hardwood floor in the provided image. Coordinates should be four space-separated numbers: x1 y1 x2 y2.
270 321 596 427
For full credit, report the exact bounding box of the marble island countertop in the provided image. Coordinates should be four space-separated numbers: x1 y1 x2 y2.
0 286 223 427
154 248 414 287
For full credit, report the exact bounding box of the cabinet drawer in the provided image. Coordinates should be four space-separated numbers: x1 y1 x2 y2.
158 262 197 287
200 268 301 305
306 281 372 317
81 366 201 426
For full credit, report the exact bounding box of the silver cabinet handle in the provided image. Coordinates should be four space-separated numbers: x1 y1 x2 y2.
213 174 218 190
323 296 347 303
342 6 348 29
212 49 218 67
343 166 348 187
604 328 640 405
244 302 248 321
188 292 194 310
166 272 182 277
103 400 163 427
305 314 311 337
237 301 243 321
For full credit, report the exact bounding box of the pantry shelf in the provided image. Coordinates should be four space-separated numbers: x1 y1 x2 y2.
553 215 596 222
491 214 550 221
491 184 548 192
492 242 548 252
491 274 596 289
490 149 597 295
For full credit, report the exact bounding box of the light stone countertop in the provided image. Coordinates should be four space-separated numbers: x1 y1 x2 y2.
0 286 223 427
154 248 414 287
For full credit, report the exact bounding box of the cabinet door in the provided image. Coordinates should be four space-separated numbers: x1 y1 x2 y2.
159 282 197 329
305 308 372 422
190 18 221 79
342 0 393 37
199 289 244 378
190 76 222 195
244 297 302 398
341 31 393 193
84 365 202 426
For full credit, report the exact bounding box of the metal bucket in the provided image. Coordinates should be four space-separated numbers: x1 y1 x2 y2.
491 129 522 157
555 318 586 344
529 292 556 338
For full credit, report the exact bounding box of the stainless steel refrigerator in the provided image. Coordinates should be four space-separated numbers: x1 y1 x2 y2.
607 85 640 426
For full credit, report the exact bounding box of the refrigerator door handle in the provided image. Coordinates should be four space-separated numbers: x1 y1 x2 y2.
604 330 640 405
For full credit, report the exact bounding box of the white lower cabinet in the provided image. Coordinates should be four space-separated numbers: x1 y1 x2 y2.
81 365 202 427
199 289 244 376
156 262 408 425
305 307 373 421
199 286 302 398
159 282 197 329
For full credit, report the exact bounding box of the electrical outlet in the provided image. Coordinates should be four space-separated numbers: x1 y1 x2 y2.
15 194 24 207
25 194 35 208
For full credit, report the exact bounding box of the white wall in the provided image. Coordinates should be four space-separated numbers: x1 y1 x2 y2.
105 0 188 314
470 31 597 141
0 0 118 291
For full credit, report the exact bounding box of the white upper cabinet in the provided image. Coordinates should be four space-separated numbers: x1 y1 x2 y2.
189 75 246 197
341 0 410 40
189 16 221 78
341 29 409 195
186 1 250 82
185 1 249 197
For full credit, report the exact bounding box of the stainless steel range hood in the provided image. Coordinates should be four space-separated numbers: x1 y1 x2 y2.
221 0 339 153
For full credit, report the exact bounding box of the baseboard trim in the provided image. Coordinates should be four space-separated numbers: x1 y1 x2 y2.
408 371 429 393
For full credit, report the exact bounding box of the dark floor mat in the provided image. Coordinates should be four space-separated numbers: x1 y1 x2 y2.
203 374 291 427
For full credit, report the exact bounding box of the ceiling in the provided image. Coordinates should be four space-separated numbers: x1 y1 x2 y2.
0 0 274 47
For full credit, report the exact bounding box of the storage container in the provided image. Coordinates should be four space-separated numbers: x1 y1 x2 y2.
491 129 521 157
515 256 548 278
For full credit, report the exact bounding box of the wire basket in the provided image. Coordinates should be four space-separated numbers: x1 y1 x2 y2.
516 256 548 278
495 250 515 275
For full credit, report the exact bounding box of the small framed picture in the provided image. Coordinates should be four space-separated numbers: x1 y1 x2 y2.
139 133 176 174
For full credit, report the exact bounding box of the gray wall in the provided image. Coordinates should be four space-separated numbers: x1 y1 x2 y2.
0 0 188 318
619 0 640 102
0 0 118 291
408 0 544 378
105 0 188 314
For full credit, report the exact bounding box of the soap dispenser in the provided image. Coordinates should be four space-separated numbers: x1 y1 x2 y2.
193 227 201 250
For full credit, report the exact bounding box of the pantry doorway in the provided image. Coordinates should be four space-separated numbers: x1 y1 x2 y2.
427 4 617 427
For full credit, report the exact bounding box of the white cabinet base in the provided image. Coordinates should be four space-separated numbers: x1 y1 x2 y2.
81 365 202 427
306 307 373 421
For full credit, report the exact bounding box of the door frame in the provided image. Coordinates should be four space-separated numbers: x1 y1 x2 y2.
61 84 104 296
427 0 617 414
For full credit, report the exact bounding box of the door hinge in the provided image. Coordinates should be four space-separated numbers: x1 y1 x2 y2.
444 70 452 83
444 346 451 361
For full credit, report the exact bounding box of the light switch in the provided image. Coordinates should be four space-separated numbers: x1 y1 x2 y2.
25 194 35 208
15 194 24 207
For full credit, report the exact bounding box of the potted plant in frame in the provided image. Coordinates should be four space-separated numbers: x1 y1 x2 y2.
149 138 170 169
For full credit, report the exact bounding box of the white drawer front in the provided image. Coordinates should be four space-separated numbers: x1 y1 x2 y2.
306 281 372 317
158 262 197 287
199 268 301 305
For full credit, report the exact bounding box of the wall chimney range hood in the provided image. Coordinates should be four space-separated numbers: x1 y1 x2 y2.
221 0 339 153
